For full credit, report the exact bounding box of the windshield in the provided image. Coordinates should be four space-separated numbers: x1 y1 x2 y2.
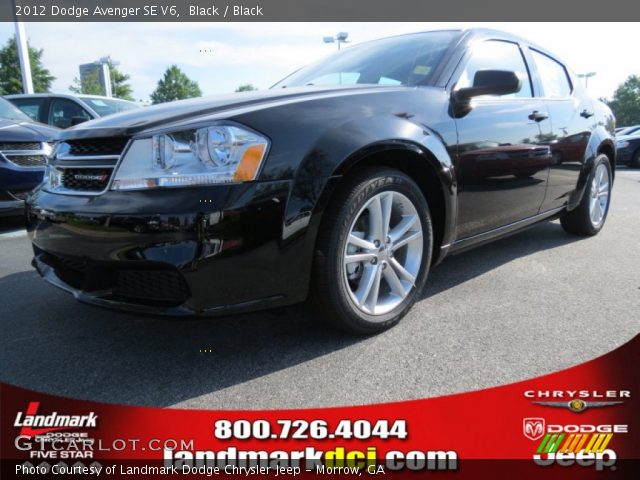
0 97 33 122
273 31 460 89
80 97 139 116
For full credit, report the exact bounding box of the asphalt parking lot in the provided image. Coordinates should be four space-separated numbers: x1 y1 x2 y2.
1 167 639 410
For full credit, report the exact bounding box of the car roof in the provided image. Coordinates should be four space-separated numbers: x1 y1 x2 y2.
460 28 562 61
384 28 556 55
4 93 133 102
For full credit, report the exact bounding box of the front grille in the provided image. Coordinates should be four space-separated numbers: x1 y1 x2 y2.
66 137 129 156
38 251 190 306
0 142 41 151
115 270 190 302
40 253 86 290
61 168 112 191
57 255 88 273
47 137 129 194
5 154 46 167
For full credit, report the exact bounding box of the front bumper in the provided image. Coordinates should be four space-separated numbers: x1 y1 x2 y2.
0 158 44 217
0 195 26 217
616 147 632 164
26 180 313 315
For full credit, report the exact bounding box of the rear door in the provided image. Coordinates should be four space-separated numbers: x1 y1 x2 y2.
527 48 594 212
452 40 554 239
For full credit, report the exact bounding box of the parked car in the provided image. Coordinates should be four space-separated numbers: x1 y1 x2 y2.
5 94 139 129
0 98 59 217
26 29 615 334
615 133 640 168
616 125 640 137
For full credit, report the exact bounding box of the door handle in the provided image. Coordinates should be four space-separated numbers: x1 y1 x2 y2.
580 109 594 118
528 111 549 122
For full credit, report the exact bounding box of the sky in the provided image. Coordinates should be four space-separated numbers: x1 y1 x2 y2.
0 22 637 102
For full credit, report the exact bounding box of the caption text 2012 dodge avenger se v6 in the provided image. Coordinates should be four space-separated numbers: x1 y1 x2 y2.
26 29 615 334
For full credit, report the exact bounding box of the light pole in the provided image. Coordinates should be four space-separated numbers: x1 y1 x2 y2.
13 22 33 94
577 72 596 88
323 32 349 50
98 56 119 98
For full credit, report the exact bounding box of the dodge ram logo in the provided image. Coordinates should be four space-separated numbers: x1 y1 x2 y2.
523 418 545 441
73 173 108 182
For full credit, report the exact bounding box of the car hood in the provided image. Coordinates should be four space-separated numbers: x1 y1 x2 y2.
0 118 60 142
58 85 409 140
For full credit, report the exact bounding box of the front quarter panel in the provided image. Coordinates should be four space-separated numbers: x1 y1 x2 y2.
233 88 456 238
231 88 457 291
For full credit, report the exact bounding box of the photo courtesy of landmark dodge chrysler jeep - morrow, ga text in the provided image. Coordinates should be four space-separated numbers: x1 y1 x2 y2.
26 29 616 334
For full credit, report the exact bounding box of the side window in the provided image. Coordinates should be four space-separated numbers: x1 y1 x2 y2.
457 40 532 98
11 98 45 121
48 99 91 129
530 50 572 98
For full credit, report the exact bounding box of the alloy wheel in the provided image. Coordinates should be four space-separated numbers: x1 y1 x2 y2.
342 191 423 317
589 163 610 227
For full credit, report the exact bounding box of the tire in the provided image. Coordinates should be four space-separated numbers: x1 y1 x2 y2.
630 149 640 169
311 167 433 334
560 154 612 236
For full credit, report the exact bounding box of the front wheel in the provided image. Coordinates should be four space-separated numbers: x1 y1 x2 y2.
311 168 433 334
560 154 612 236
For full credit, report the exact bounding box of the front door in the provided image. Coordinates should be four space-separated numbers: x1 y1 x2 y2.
452 39 553 239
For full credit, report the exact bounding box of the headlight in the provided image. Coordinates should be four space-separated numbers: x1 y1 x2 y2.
616 140 629 148
111 125 269 190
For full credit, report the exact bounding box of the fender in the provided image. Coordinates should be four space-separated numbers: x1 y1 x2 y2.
567 125 616 211
279 114 457 294
283 114 456 242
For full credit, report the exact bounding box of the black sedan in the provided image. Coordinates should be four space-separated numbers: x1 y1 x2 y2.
26 29 615 333
615 133 640 168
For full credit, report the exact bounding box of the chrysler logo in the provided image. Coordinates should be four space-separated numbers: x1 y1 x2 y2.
532 400 623 413
73 173 108 182
523 417 545 441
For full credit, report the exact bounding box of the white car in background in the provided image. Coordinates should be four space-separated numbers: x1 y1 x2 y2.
5 93 139 129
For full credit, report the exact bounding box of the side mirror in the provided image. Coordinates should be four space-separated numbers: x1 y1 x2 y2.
455 70 522 102
71 116 88 126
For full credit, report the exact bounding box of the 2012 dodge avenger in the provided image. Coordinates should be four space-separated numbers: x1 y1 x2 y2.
26 29 616 333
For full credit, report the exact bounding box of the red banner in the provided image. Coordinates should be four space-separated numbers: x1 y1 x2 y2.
2 335 638 479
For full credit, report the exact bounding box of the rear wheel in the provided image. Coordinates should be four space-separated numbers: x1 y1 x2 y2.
560 154 612 236
311 168 433 334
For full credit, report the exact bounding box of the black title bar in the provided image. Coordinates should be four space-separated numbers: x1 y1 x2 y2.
2 0 638 22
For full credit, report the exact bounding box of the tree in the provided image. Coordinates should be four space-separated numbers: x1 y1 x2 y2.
109 63 134 100
69 70 103 96
235 84 257 92
0 36 55 94
606 75 640 126
150 65 202 104
69 59 134 100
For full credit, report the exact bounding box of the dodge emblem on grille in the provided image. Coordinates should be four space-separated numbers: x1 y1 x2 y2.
73 174 108 182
